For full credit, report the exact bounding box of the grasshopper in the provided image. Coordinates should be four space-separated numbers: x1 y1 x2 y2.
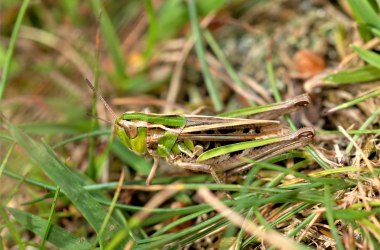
86 80 314 184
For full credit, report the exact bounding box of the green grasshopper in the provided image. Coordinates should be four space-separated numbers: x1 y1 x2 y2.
86 80 314 184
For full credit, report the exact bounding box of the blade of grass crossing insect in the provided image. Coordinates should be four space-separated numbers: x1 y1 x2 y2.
40 186 60 249
187 0 223 112
7 207 92 250
0 0 31 101
324 184 345 250
204 29 255 106
266 59 331 170
2 116 123 246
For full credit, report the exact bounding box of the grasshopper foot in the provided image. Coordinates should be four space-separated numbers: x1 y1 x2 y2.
146 157 159 185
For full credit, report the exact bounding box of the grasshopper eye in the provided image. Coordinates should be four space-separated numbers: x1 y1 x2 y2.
118 120 138 139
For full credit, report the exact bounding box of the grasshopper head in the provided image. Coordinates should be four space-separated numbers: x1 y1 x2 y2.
84 80 148 155
114 114 147 155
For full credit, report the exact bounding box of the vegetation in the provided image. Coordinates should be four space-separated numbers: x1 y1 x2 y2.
1 1 380 249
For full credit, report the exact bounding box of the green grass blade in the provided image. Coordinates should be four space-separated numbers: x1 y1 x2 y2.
347 0 380 31
235 207 254 250
319 129 380 135
346 107 380 153
187 0 223 111
266 59 282 103
286 213 317 237
0 0 31 101
0 143 15 178
40 186 60 249
2 115 123 245
332 209 373 220
52 129 112 148
352 45 380 69
0 207 25 250
87 18 102 180
326 88 380 113
90 0 128 81
323 65 380 84
204 29 255 106
7 207 92 250
144 0 158 59
324 184 345 250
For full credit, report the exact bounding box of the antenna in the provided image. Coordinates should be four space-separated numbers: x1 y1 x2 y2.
85 78 117 119
86 112 113 124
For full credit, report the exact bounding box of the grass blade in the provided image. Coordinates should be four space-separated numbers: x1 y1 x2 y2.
204 29 255 106
352 45 380 69
324 184 345 250
0 143 15 178
323 65 380 84
0 0 31 101
40 186 60 249
90 0 128 81
347 0 380 31
8 207 92 250
325 88 380 114
187 0 223 111
1 115 123 245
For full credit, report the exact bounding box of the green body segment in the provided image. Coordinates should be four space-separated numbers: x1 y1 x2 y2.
120 112 186 127
116 112 187 157
157 132 180 157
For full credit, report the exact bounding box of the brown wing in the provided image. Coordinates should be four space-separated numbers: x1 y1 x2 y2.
179 115 284 141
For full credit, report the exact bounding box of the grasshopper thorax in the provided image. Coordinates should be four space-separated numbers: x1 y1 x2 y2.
114 113 148 156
